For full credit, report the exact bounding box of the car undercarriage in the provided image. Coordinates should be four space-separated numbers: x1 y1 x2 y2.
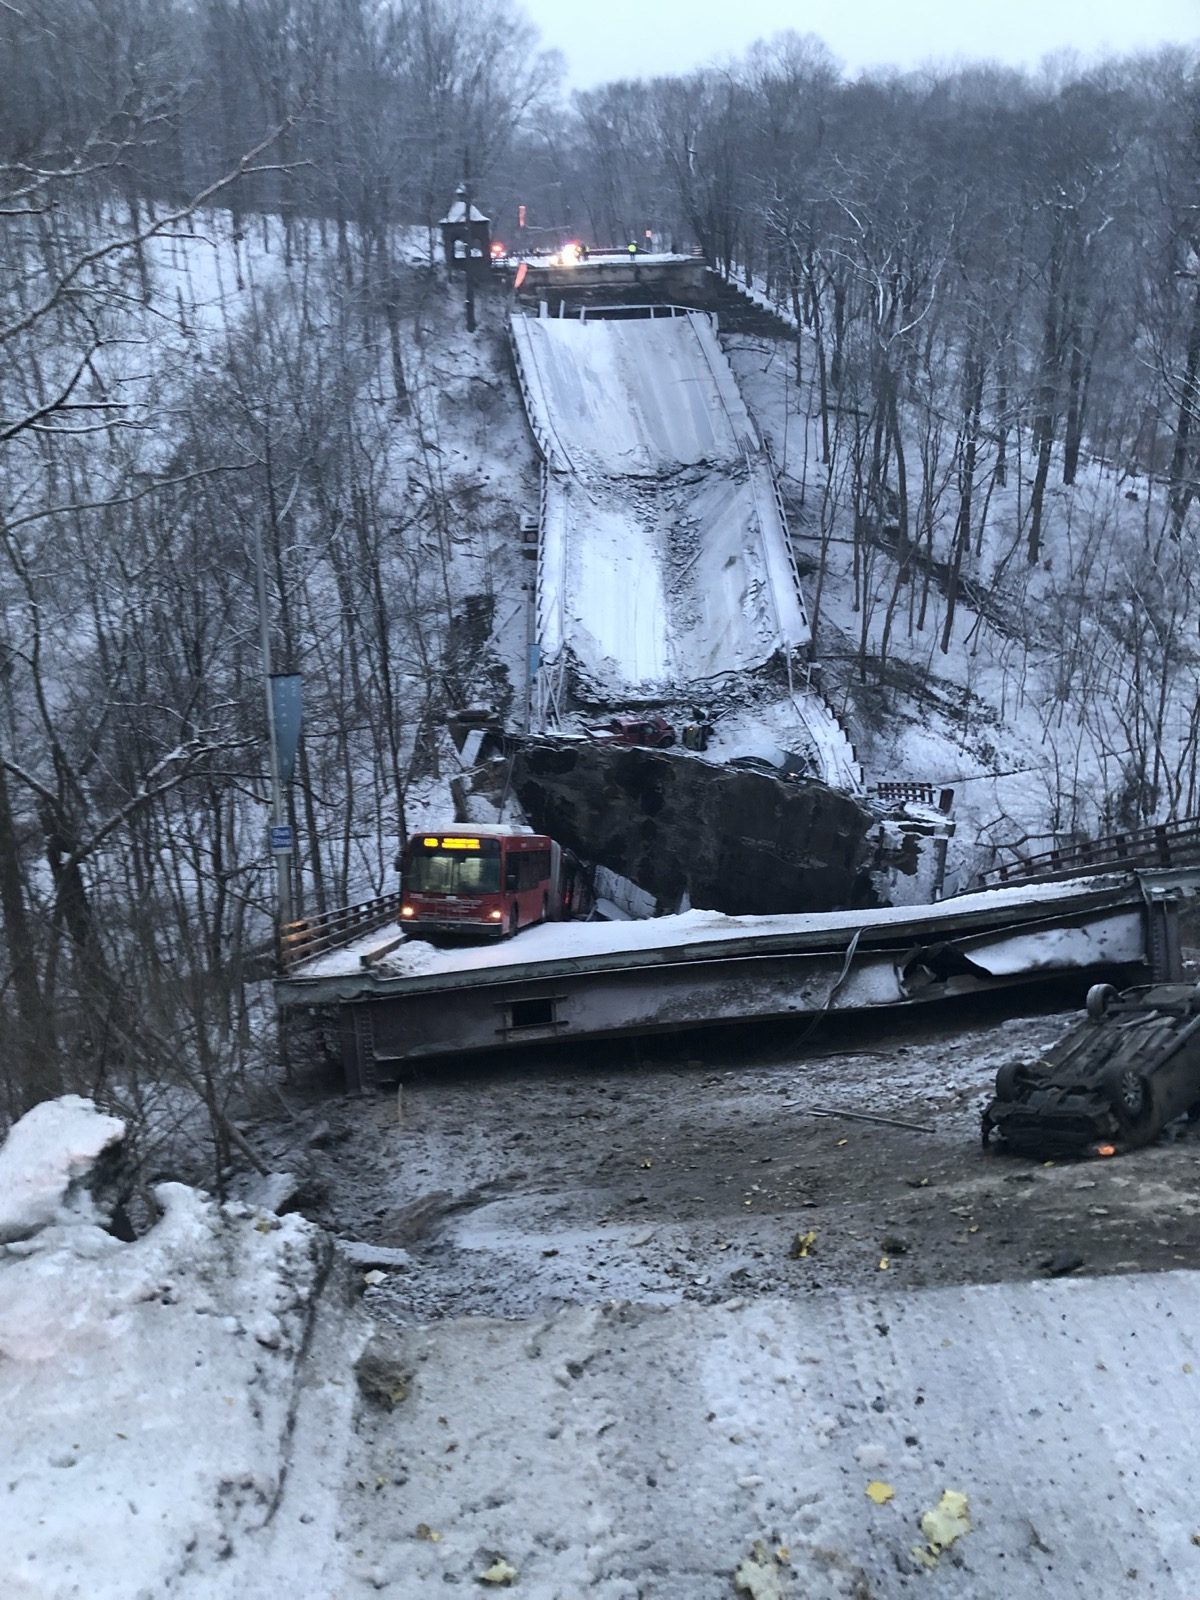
983 982 1200 1156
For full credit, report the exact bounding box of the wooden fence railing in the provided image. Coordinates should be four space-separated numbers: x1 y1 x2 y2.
872 781 955 812
279 891 405 971
977 817 1200 889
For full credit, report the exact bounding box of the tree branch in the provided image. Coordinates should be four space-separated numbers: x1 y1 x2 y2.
0 115 309 350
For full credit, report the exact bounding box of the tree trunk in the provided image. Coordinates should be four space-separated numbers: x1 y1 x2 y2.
1169 279 1200 539
0 758 55 1106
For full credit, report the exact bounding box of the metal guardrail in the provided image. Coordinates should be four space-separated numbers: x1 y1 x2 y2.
279 892 405 971
574 304 707 322
977 817 1200 888
510 322 567 732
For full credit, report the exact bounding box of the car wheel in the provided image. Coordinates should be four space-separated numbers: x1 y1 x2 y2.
1102 1061 1149 1125
1086 983 1118 1021
994 1060 1030 1100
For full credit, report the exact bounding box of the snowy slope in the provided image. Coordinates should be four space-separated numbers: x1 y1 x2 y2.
726 336 1200 871
0 1099 367 1600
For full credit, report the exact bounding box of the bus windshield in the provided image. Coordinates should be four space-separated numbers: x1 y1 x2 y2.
405 840 501 894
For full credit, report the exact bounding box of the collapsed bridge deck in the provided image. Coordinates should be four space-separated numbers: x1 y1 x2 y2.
276 867 1198 1090
511 309 809 699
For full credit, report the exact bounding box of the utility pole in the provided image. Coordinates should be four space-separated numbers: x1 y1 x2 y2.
463 151 476 335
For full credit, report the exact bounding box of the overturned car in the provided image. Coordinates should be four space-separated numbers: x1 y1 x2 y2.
982 982 1200 1156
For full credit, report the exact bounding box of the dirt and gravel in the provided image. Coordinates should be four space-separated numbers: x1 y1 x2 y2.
264 987 1200 1325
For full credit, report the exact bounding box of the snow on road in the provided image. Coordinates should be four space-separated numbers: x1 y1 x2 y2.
513 310 754 473
348 1276 1200 1598
299 869 1137 979
9 1092 1200 1598
512 312 809 696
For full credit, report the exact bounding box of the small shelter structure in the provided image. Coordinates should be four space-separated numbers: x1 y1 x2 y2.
440 187 491 274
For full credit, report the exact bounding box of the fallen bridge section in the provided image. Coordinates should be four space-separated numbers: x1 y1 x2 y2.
276 868 1198 1090
511 309 809 698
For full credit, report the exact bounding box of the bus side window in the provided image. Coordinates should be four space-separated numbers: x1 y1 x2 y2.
504 858 520 892
520 851 549 891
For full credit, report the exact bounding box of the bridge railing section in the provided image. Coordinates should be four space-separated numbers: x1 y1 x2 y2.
510 320 569 732
872 781 955 811
573 304 708 323
279 892 404 972
762 439 810 634
976 817 1200 888
534 457 566 730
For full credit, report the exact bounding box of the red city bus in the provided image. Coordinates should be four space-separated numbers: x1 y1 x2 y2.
399 826 588 939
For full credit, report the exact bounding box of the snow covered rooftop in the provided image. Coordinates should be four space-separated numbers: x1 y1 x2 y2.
439 201 489 224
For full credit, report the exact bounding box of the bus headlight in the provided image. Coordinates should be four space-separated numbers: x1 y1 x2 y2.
488 908 503 920
401 905 415 918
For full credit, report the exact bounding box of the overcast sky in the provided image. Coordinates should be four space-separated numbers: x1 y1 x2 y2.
522 0 1199 90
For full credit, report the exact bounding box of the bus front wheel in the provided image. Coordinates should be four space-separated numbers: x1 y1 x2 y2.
508 905 518 938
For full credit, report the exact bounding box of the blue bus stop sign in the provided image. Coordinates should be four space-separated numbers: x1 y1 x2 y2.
269 824 294 853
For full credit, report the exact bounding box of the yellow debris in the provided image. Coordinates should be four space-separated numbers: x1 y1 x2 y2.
479 1558 518 1585
920 1489 971 1555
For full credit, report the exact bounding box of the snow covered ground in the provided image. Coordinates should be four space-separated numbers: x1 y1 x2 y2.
724 333 1200 876
0 1098 367 1600
11 1054 1200 1599
346 1276 1200 1598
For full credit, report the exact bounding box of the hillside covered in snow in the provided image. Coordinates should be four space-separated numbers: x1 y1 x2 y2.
5 8 1200 1598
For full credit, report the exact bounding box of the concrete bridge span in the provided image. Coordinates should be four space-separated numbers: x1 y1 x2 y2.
276 867 1199 1089
511 308 810 708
